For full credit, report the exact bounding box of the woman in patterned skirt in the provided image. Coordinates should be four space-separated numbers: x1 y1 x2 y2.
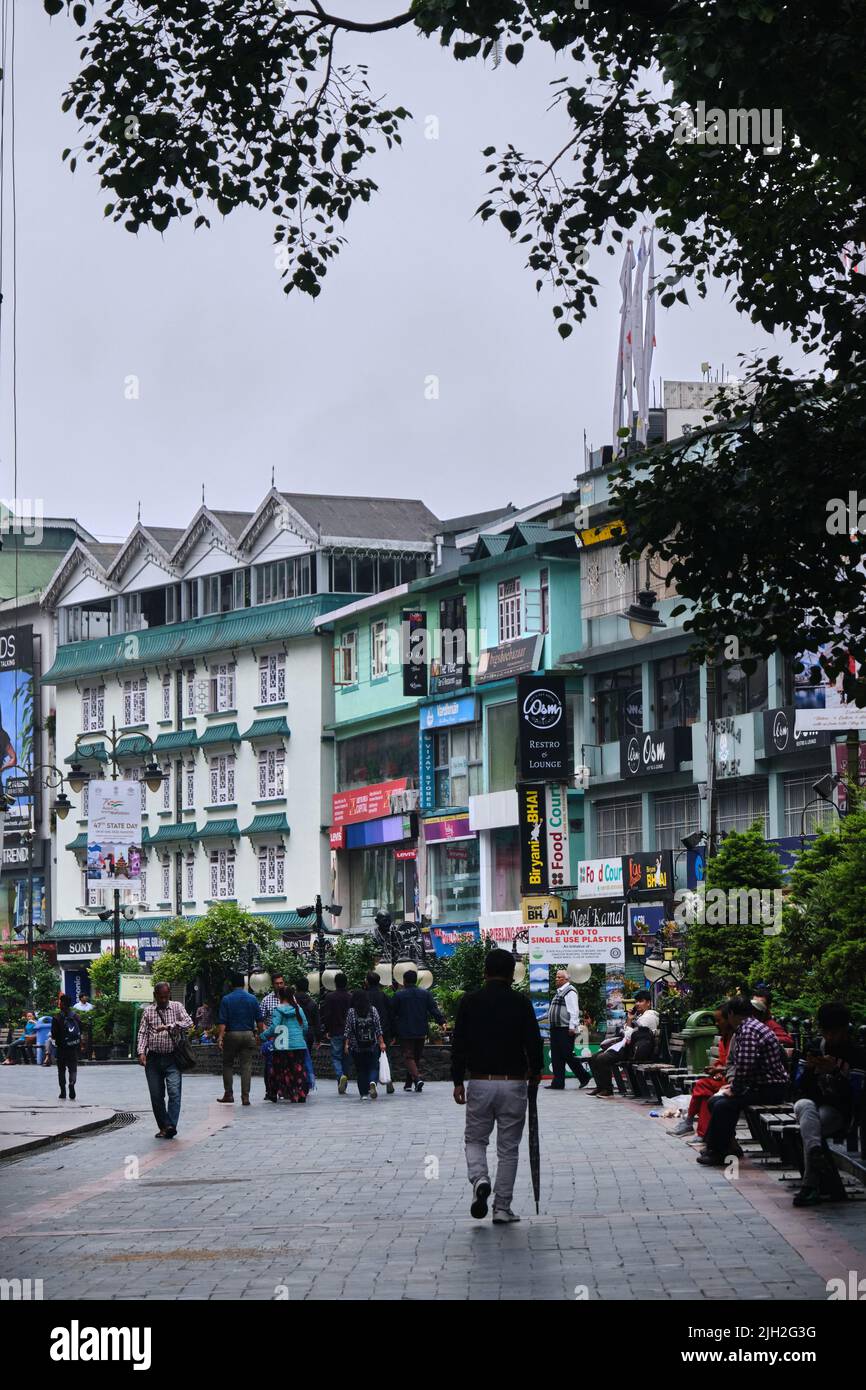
260 985 310 1103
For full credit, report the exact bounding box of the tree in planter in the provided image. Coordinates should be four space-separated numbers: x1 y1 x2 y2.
155 903 274 1010
0 950 60 1029
259 943 314 993
332 934 378 992
88 946 142 1051
686 820 782 1006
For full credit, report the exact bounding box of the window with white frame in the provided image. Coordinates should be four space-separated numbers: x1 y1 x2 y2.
161 762 173 812
258 652 286 705
596 797 642 857
716 779 769 837
258 747 285 800
498 578 521 642
210 848 235 899
783 770 836 838
209 754 236 804
81 685 105 733
209 663 236 712
161 674 172 721
258 844 285 896
371 619 390 679
185 852 195 902
184 760 195 810
160 855 171 904
334 630 358 686
654 791 701 851
123 677 147 726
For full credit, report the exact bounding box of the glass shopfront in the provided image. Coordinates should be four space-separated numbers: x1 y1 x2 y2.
491 826 520 912
427 837 480 923
337 724 418 791
349 846 416 926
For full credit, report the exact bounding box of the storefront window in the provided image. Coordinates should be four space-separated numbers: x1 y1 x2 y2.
433 722 482 807
714 657 769 717
349 846 414 925
427 837 480 923
656 655 701 728
337 724 418 790
487 701 518 792
595 666 643 742
491 827 520 912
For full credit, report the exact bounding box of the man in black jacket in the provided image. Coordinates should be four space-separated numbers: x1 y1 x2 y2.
793 1002 866 1207
319 972 353 1093
451 949 543 1224
365 972 395 1093
390 969 444 1093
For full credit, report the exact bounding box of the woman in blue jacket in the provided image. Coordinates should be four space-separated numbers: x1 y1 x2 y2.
260 985 310 1103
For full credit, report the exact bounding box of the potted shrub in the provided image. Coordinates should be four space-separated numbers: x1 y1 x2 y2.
90 1006 113 1061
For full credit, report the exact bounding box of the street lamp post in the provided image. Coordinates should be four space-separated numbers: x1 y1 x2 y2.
6 761 75 1010
296 894 342 991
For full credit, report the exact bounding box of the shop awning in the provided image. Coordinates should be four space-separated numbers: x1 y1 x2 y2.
197 819 240 840
65 832 88 852
241 813 290 837
241 717 291 741
144 822 199 846
152 730 200 754
115 735 154 757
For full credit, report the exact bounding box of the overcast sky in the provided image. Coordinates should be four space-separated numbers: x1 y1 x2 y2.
3 5 811 542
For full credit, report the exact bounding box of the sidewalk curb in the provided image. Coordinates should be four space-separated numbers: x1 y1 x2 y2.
0 1111 116 1160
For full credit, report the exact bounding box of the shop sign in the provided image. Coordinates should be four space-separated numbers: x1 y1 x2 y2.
402 609 428 698
762 706 829 754
833 741 866 816
475 634 543 686
332 778 409 826
2 838 47 870
521 895 563 925
529 899 626 965
420 695 478 731
621 850 674 895
394 848 417 861
419 731 436 811
517 783 548 893
430 924 481 957
627 902 666 936
686 847 706 890
545 783 571 890
620 726 691 778
574 519 627 549
59 939 100 958
345 814 415 849
576 857 623 899
422 813 473 843
329 826 345 850
517 672 568 781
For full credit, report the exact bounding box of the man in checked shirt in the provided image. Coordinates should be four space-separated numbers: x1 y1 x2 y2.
697 995 789 1166
137 982 193 1139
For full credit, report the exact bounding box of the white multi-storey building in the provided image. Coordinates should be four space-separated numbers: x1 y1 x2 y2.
40 489 440 995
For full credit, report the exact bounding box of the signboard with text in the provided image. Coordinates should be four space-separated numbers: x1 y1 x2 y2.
620 726 692 779
517 783 548 893
576 857 624 899
521 895 563 925
402 609 429 698
475 634 543 686
762 706 830 755
0 624 36 840
529 899 626 965
517 672 568 781
87 780 142 893
332 779 409 827
622 850 674 896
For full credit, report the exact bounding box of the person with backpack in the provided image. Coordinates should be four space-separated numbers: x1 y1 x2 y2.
390 969 445 1092
51 994 81 1100
260 985 310 1103
319 971 354 1093
344 990 386 1100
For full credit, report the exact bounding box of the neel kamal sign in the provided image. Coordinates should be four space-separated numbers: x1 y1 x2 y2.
529 900 626 965
518 673 567 781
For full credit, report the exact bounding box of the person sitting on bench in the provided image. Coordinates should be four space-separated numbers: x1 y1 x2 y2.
792 1002 866 1208
696 995 789 1166
670 1004 733 1138
750 989 794 1050
588 991 659 1098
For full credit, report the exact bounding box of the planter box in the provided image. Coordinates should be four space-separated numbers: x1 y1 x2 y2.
185 1040 456 1082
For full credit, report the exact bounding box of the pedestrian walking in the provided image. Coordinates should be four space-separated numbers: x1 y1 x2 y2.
319 971 354 1094
390 968 444 1092
260 985 310 1103
259 973 286 1097
451 948 543 1224
216 973 263 1106
545 969 591 1089
51 994 81 1100
137 982 194 1139
344 991 386 1100
365 971 395 1092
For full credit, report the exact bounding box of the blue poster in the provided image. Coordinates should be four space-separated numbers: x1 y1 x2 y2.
686 847 706 889
420 696 477 731
430 923 481 957
628 902 665 936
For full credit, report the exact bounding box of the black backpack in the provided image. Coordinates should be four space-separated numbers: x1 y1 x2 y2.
353 1010 378 1052
61 1013 81 1049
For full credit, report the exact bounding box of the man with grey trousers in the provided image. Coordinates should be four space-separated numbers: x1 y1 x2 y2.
451 948 543 1224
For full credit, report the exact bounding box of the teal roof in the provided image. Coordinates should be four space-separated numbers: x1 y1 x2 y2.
505 524 571 549
241 813 290 836
145 822 199 846
42 595 348 684
65 832 88 851
65 742 108 764
241 717 291 740
197 722 241 746
473 533 509 558
152 730 200 753
116 735 153 756
198 818 240 839
44 910 307 941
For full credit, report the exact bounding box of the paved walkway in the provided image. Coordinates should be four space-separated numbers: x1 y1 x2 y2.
1 1066 864 1300
0 1093 115 1158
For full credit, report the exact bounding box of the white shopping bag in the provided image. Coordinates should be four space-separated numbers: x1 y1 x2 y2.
379 1051 392 1086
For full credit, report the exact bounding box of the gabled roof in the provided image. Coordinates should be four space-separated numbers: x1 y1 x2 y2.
105 522 183 583
169 505 249 567
505 524 571 549
470 533 509 560
279 491 440 544
41 539 122 608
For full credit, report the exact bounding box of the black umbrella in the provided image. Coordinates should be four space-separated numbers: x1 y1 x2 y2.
527 1082 541 1215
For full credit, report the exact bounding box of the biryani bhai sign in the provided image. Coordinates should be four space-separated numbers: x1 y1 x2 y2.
528 899 626 965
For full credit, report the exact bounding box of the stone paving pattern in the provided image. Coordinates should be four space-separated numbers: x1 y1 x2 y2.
1 1066 864 1301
